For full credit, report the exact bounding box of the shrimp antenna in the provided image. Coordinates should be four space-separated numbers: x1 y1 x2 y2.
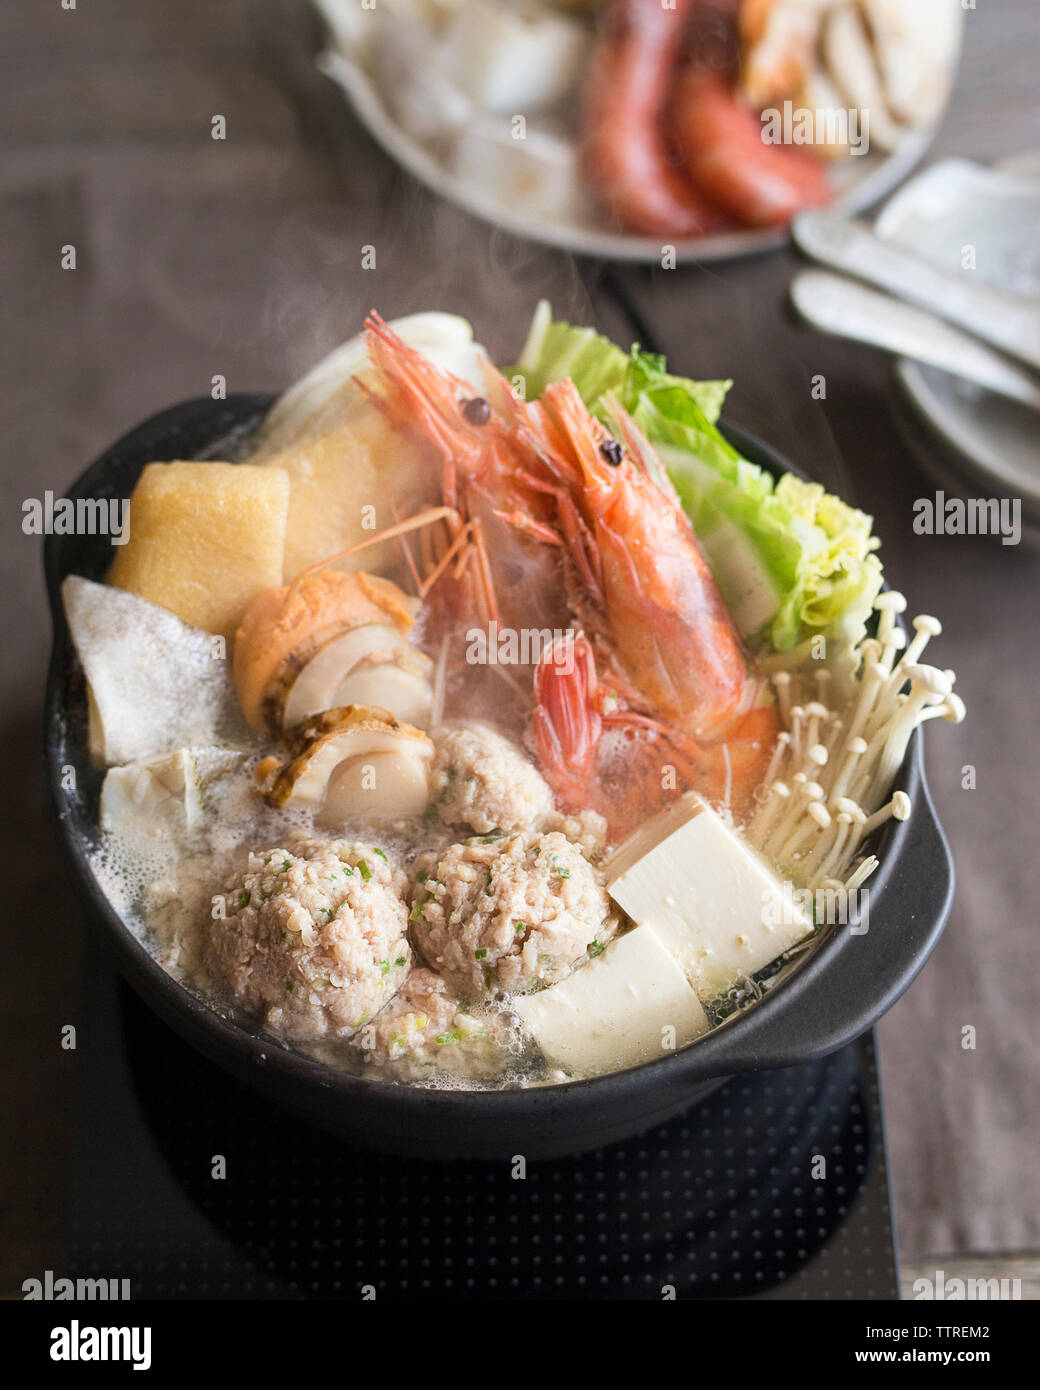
290 506 460 590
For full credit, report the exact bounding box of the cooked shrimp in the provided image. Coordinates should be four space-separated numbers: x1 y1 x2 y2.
671 64 831 227
533 631 699 838
581 0 727 238
523 380 751 735
534 629 778 838
518 384 779 833
350 317 778 835
360 313 569 652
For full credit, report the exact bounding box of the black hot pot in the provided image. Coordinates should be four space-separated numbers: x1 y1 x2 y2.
44 393 954 1160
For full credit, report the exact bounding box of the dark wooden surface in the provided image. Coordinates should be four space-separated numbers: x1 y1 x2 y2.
2 0 1038 1290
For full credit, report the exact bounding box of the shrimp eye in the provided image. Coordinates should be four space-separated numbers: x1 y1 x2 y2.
462 396 491 426
599 438 624 467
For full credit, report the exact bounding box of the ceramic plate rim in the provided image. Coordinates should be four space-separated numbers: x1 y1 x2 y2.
876 155 1040 506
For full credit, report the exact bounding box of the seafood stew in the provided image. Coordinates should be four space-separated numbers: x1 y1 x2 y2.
61 307 964 1090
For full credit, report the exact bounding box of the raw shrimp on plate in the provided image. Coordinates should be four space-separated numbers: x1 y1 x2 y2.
581 0 831 235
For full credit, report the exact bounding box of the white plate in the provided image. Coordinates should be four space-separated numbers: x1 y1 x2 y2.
875 157 1040 515
315 35 947 266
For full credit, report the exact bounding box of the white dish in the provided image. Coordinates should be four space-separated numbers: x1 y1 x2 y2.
315 30 946 266
875 157 1040 516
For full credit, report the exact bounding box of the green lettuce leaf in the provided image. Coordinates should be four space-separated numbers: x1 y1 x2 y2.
510 304 883 662
619 348 731 427
510 301 630 406
509 300 731 424
774 475 882 647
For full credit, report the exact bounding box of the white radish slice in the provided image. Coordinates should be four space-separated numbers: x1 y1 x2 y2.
87 685 107 765
330 661 434 729
283 623 415 730
319 750 432 826
261 312 485 452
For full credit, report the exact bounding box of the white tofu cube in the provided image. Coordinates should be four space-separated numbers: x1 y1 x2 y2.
100 748 241 842
607 794 813 998
514 925 709 1075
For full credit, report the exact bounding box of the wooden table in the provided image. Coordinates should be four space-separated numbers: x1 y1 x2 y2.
2 0 1037 1292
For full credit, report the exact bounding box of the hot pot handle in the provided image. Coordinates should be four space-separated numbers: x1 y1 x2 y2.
688 767 955 1076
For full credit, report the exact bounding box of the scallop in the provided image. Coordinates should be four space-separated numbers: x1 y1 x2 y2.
265 705 435 826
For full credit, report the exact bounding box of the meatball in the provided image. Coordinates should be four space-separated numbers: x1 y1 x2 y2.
411 830 618 997
539 809 609 862
428 722 554 834
204 838 411 1040
352 967 513 1081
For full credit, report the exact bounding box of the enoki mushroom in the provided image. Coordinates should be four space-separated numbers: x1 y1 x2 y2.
746 593 965 894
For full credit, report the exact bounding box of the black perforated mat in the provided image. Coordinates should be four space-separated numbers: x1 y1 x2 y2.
66 948 898 1299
